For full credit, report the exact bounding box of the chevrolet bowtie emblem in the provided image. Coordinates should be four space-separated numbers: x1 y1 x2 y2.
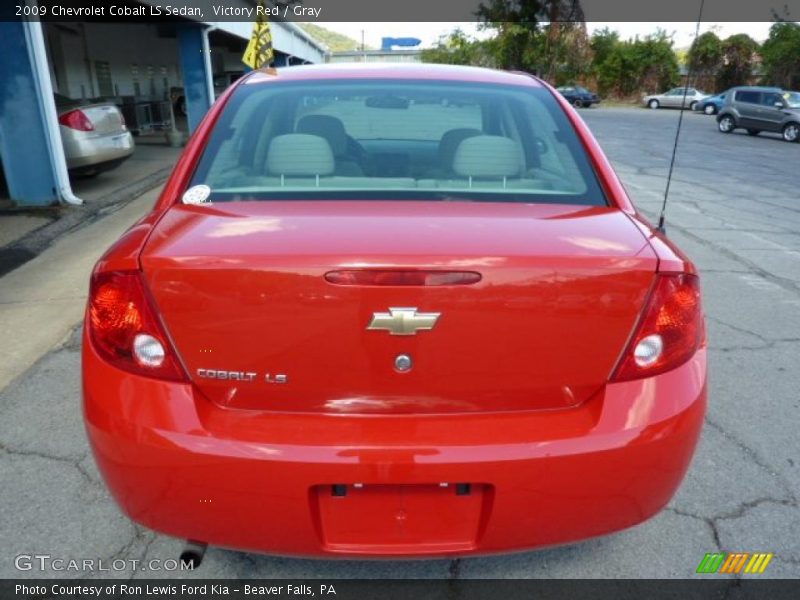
367 307 441 336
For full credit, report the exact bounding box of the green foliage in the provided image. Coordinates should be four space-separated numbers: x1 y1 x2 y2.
475 0 544 70
421 30 497 68
542 23 593 85
687 31 723 91
716 34 759 90
760 22 800 89
421 15 800 99
591 30 679 97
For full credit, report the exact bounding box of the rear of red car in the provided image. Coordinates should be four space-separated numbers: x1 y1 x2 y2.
82 65 705 557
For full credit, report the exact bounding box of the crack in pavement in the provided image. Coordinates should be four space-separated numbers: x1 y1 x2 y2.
665 507 722 550
665 222 800 295
0 440 97 488
703 419 797 503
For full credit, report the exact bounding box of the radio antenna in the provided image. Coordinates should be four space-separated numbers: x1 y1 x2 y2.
657 0 706 234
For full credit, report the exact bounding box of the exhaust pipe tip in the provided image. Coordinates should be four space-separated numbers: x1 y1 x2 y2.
179 540 208 569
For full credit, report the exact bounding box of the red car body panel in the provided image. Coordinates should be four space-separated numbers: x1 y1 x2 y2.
84 336 705 557
83 64 706 557
139 202 657 414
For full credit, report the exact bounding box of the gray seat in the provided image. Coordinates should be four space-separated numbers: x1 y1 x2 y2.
265 134 335 185
452 135 524 180
422 128 482 178
296 115 363 176
439 128 482 174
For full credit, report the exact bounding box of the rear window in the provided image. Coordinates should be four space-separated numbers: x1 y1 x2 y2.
190 78 607 206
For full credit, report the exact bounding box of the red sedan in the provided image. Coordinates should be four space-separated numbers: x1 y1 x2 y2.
82 64 706 559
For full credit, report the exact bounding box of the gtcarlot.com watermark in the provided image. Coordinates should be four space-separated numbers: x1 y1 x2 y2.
15 553 193 572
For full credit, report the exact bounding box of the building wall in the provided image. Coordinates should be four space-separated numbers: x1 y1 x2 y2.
45 23 182 100
328 51 422 64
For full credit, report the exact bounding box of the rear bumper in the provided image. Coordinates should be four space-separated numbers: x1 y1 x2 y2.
61 129 134 169
83 333 706 558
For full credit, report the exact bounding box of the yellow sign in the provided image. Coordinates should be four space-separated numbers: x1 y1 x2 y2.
242 1 274 69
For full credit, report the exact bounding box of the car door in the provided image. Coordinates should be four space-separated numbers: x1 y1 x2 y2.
757 92 786 132
733 91 762 128
681 89 697 108
662 89 682 107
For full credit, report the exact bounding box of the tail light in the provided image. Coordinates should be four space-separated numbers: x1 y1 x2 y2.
88 270 186 381
58 109 95 132
610 273 704 382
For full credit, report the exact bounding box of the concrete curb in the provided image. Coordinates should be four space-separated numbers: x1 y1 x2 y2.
0 166 171 277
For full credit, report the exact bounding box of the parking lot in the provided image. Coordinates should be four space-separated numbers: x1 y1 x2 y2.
0 107 798 580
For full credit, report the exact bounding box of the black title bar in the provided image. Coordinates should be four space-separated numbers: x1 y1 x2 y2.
2 0 799 23
4 579 800 600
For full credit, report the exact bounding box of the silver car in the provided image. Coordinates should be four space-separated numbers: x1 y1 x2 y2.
643 87 709 110
55 94 135 175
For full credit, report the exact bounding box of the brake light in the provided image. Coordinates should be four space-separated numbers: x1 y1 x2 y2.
325 270 481 286
58 109 95 131
88 270 186 381
610 273 704 382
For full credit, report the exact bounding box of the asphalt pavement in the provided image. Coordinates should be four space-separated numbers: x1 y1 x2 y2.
0 107 798 580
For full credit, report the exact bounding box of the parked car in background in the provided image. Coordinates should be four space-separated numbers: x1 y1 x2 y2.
555 85 600 108
717 87 800 142
83 64 706 559
643 87 708 110
693 91 729 115
55 94 134 176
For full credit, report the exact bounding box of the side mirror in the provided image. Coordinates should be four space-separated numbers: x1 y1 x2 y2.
774 101 785 109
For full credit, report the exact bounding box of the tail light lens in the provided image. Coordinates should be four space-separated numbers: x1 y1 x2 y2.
58 109 95 131
611 273 704 382
88 271 186 381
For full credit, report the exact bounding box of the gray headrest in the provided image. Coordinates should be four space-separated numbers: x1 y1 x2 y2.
296 115 347 157
439 128 482 168
266 134 334 176
452 135 523 178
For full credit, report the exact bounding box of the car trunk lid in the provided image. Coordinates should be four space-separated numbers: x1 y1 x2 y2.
141 201 657 414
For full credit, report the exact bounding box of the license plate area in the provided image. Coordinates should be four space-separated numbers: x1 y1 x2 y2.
313 483 491 554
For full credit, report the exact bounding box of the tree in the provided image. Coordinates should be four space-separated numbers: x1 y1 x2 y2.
687 31 723 91
420 29 497 67
760 22 800 89
592 30 679 97
717 34 759 90
541 22 593 85
475 0 545 70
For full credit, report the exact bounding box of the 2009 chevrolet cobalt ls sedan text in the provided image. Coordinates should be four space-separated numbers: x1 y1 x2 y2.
82 64 706 558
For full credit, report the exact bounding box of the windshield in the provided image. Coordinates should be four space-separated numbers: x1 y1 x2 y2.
783 91 800 108
189 79 607 205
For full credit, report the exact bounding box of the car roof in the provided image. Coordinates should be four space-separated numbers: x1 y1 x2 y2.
243 63 543 88
730 86 783 92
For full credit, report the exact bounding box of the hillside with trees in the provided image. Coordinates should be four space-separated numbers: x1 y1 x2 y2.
298 24 370 52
